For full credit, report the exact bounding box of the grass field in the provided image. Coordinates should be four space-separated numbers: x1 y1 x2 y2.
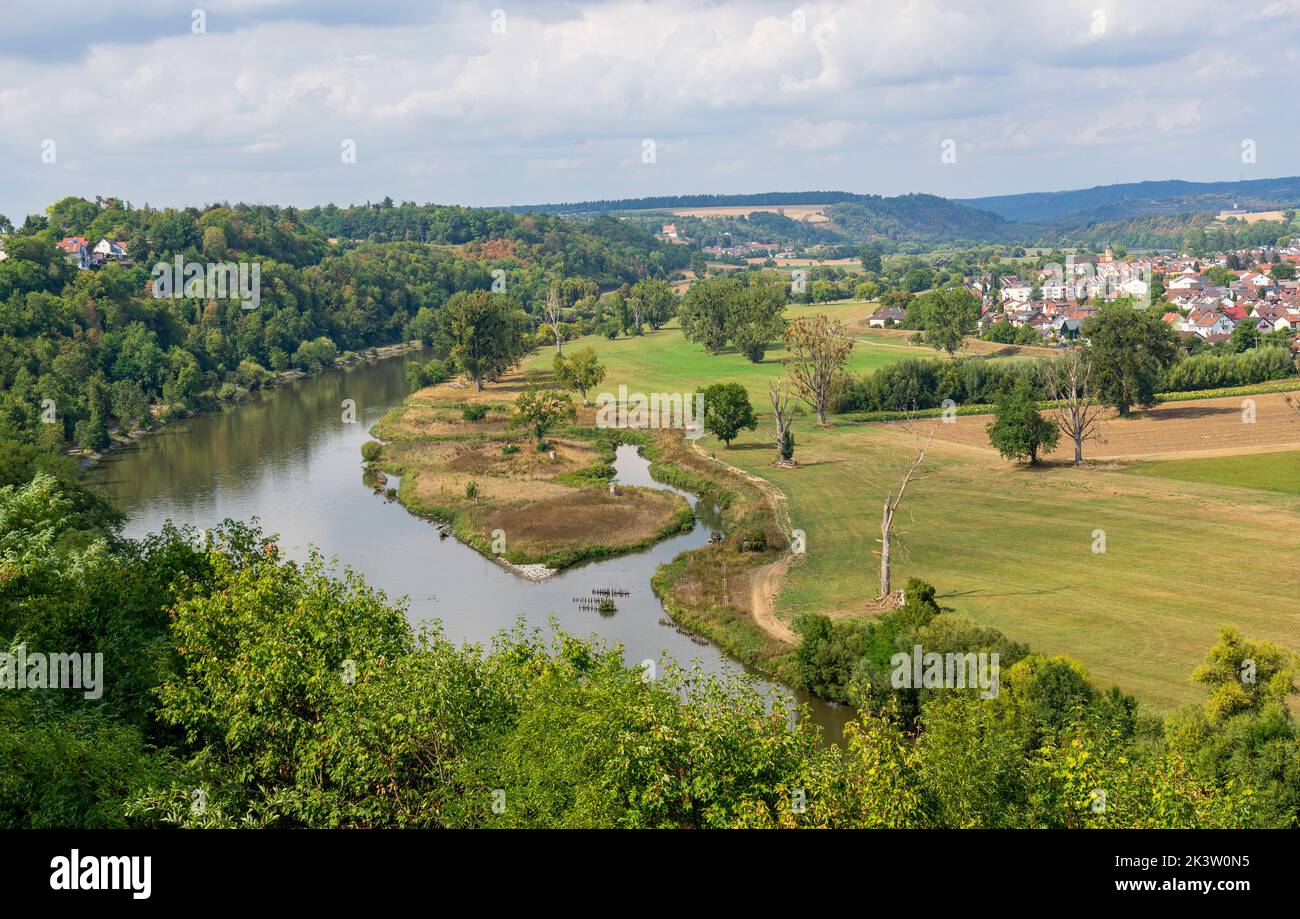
519 302 1019 404
1123 450 1300 495
480 304 1300 711
709 418 1300 711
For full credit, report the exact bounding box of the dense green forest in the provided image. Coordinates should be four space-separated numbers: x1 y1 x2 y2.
0 196 686 452
1 469 1294 828
1060 211 1298 251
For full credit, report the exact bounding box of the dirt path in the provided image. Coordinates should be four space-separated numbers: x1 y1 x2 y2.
688 439 798 645
749 555 797 645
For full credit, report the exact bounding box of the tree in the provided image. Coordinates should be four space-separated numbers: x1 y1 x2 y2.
986 379 1059 465
918 287 980 358
678 278 736 353
293 336 338 372
109 379 150 431
436 290 529 392
877 424 933 599
1189 625 1298 725
1229 320 1259 353
1082 303 1180 415
859 245 882 274
509 387 575 446
1043 347 1104 465
701 382 756 447
726 283 787 363
630 278 677 330
541 284 566 355
784 315 853 426
769 381 797 466
552 347 605 406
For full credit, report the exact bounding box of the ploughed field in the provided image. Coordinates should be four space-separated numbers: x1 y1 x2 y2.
914 391 1300 462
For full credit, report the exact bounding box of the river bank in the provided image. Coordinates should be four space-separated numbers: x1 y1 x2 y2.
371 367 805 686
78 340 424 471
83 351 853 741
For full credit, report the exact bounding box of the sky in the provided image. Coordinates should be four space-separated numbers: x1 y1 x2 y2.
1 0 1299 221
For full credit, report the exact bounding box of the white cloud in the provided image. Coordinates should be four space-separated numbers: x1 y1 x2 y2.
0 0 1295 218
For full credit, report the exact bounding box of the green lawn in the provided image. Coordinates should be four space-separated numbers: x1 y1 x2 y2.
1123 451 1300 496
523 305 1300 712
523 303 984 404
709 420 1300 712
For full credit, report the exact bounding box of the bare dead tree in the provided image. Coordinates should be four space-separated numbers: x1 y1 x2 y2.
543 286 565 355
769 380 797 467
1044 345 1105 465
876 419 934 601
784 314 853 426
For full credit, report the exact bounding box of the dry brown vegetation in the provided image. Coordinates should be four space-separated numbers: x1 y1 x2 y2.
913 391 1300 462
372 374 694 568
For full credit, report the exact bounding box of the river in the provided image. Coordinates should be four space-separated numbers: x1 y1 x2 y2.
85 352 852 741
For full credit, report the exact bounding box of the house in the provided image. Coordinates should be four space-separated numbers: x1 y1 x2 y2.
868 307 907 327
93 238 127 262
57 236 91 270
1040 276 1068 301
1025 313 1051 335
1000 276 1033 304
1118 276 1149 299
1050 316 1082 340
1251 304 1286 330
0 236 6 262
1271 313 1300 333
1189 310 1235 338
1250 316 1276 334
1166 272 1207 291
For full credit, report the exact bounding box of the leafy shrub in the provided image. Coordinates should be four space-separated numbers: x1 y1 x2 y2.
1162 346 1296 392
462 403 489 422
405 359 450 390
834 356 1044 414
361 441 382 463
739 530 768 552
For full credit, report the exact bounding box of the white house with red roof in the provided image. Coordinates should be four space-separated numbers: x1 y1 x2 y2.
57 236 91 270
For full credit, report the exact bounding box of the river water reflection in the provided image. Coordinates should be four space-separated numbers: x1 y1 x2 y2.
86 353 852 741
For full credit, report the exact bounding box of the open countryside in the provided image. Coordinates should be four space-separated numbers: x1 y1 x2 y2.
9 1 1300 855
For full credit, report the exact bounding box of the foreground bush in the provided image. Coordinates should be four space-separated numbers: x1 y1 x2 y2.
0 474 1291 829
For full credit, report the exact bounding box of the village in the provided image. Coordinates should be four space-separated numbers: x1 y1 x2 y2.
864 242 1300 352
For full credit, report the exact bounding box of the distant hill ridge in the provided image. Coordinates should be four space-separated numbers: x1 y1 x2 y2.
958 175 1300 225
503 176 1300 248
